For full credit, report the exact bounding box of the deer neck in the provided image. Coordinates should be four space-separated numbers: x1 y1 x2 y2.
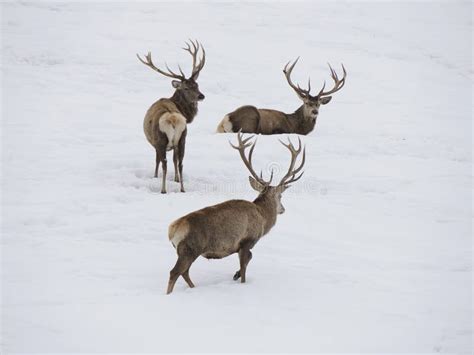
253 192 278 235
170 90 198 123
287 105 316 135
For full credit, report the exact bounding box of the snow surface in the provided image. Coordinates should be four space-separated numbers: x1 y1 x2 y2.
1 1 472 353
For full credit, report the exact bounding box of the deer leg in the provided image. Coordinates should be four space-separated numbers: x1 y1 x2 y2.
178 161 184 193
161 158 167 194
173 148 179 182
181 267 195 288
154 149 160 178
155 143 167 193
233 248 252 283
167 251 197 294
177 130 186 193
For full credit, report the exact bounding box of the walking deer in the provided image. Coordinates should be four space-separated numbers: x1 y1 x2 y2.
217 58 346 135
137 40 206 193
166 132 305 294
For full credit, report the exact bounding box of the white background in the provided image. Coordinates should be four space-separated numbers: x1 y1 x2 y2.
2 1 472 353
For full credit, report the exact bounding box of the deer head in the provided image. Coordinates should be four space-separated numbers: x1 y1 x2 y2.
137 40 206 103
283 58 346 125
230 132 305 214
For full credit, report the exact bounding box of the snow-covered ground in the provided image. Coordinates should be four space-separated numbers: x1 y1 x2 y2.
1 1 472 353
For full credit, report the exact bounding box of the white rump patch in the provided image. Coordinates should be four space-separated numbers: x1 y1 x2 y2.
168 220 189 249
159 112 186 150
216 115 233 133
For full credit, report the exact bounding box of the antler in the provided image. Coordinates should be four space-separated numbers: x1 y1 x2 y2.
183 39 206 80
137 40 205 81
230 132 273 187
277 137 306 187
317 63 347 97
283 57 312 99
136 52 186 80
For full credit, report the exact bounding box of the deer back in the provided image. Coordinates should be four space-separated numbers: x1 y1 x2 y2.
143 98 186 148
256 109 293 134
222 106 293 135
169 199 266 257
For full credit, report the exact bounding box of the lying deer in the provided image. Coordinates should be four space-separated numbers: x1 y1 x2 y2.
217 58 346 135
166 132 305 294
137 40 205 193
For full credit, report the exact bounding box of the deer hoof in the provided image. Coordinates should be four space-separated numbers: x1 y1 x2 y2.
174 176 179 182
161 190 167 194
233 271 241 280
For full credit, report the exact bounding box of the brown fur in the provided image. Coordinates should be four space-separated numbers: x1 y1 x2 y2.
138 41 205 193
166 186 284 294
165 133 305 294
170 88 198 124
217 59 346 135
144 99 182 145
143 98 187 193
218 102 328 135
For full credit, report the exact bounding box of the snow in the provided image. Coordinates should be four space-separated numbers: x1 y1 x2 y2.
1 1 472 353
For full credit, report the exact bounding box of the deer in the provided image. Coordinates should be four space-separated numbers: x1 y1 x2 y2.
217 58 346 135
165 132 305 294
137 40 205 193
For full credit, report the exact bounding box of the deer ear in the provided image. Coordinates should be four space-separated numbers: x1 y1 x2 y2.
171 80 182 89
249 176 264 192
320 96 332 105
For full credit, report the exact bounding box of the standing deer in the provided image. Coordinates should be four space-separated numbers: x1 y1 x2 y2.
217 58 346 135
137 40 205 193
166 132 305 294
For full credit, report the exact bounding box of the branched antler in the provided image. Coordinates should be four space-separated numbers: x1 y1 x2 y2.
277 137 306 187
316 63 346 97
183 39 206 80
230 132 273 187
283 59 347 100
136 52 186 80
137 40 206 81
283 57 312 99
230 132 305 189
